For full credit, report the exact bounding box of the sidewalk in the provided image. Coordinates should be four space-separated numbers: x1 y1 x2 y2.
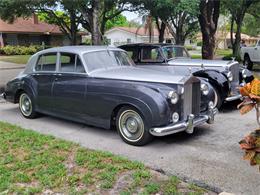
0 61 25 93
0 61 26 70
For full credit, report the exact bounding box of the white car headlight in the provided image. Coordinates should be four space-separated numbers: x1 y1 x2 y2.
227 71 233 81
168 91 179 104
200 83 209 95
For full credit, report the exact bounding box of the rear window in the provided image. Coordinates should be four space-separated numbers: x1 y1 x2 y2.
35 53 57 71
60 53 85 73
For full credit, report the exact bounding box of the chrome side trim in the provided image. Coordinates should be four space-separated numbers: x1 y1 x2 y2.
149 108 218 137
225 94 242 101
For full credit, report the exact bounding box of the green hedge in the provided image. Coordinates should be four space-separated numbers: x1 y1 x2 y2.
0 45 45 55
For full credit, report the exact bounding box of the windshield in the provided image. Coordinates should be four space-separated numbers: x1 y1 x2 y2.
83 50 135 72
162 46 189 60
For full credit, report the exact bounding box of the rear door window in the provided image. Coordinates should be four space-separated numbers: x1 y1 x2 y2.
60 53 85 73
35 53 57 71
141 47 163 62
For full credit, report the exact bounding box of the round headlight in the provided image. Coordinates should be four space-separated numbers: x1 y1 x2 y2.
208 101 214 109
227 71 233 81
168 91 179 104
200 83 209 95
172 112 179 123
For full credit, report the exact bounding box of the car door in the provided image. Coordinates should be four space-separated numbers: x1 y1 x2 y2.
51 52 87 120
31 52 57 112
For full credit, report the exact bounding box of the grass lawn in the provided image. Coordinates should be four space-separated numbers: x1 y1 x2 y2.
0 121 209 194
215 49 232 57
0 55 31 64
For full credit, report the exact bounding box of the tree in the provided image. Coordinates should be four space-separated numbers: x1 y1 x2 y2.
131 0 200 45
222 0 255 59
166 0 200 45
105 14 129 31
0 0 81 45
198 0 220 59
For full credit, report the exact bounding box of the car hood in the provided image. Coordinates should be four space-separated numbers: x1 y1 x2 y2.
89 66 188 84
168 58 237 67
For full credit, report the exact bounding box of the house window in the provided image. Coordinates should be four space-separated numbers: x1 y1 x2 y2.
127 38 131 43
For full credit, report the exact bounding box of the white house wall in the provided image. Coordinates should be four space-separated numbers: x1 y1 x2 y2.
105 30 144 46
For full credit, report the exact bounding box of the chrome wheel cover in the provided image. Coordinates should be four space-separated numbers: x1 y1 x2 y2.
213 88 218 108
118 110 144 142
19 93 32 117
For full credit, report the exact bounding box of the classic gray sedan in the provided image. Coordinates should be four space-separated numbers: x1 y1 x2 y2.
3 46 217 146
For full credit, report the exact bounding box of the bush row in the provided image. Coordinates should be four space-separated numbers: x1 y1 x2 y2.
0 45 45 55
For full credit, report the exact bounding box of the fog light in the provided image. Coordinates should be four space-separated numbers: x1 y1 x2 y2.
200 83 209 95
208 101 214 109
172 112 179 123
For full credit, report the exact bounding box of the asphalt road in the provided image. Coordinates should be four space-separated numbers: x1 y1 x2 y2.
0 99 259 195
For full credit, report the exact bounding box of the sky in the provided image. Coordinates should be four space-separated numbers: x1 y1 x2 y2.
122 11 141 23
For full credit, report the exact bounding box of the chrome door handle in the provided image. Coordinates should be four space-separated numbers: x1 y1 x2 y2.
54 73 62 76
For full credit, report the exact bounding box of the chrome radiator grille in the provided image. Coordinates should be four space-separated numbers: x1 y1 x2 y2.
229 63 239 83
183 81 201 119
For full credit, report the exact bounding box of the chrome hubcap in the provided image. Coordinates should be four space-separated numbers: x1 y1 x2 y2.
119 110 144 142
19 93 32 116
213 89 218 108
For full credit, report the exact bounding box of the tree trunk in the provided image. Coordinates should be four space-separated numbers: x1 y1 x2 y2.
69 11 77 45
198 0 220 59
175 27 185 45
155 18 166 43
91 0 102 45
233 18 243 59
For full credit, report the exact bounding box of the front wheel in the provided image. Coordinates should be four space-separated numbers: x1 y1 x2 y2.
116 106 153 146
244 55 253 70
212 87 222 109
19 92 37 119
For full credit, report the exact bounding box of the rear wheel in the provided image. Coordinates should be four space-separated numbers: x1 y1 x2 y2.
116 106 153 146
19 92 37 119
244 55 253 70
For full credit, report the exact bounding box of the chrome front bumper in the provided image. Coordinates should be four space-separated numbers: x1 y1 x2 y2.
225 94 242 101
149 108 218 137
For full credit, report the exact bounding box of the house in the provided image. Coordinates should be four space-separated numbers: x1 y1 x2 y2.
197 32 259 49
0 14 82 47
105 27 175 46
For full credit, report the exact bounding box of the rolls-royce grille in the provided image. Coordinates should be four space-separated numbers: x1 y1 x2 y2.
183 81 201 119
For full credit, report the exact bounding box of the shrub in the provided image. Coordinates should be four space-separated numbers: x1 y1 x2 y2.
0 45 45 55
197 41 202 46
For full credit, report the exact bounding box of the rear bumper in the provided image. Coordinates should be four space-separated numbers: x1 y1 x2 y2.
149 107 218 137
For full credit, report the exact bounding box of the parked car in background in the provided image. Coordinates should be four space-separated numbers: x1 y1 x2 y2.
241 40 260 70
119 43 251 108
3 46 217 146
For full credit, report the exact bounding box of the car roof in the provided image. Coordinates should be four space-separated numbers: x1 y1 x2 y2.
119 43 184 47
37 46 124 55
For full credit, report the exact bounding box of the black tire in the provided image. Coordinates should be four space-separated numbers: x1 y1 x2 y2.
116 106 153 146
244 55 253 70
19 92 38 119
212 87 222 109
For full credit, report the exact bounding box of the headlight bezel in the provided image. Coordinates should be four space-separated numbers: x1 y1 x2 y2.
200 83 209 96
168 90 179 104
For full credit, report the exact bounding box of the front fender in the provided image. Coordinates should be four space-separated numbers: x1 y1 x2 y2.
193 69 229 100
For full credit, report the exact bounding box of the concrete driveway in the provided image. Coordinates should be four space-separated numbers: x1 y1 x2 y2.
0 100 259 195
